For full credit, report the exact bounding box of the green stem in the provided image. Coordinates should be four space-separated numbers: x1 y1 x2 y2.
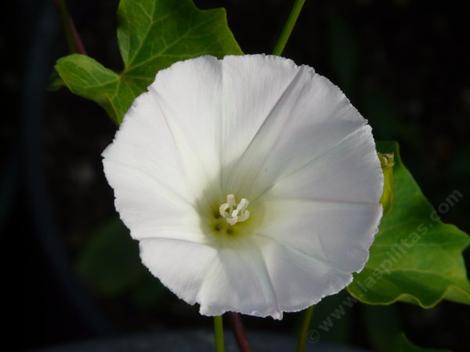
272 0 307 56
53 0 87 54
296 305 315 352
214 315 225 352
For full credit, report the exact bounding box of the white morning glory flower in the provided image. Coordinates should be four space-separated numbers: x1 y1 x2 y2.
102 55 383 320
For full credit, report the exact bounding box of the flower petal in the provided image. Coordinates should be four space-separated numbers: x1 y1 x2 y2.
103 90 204 241
219 55 300 188
148 56 223 191
196 239 281 318
250 124 383 303
221 56 367 197
140 238 218 303
140 238 282 318
266 125 383 204
258 199 382 274
103 159 204 242
254 235 352 313
103 89 195 203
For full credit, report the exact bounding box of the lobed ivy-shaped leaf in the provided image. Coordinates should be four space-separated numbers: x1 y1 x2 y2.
348 142 470 307
55 0 242 123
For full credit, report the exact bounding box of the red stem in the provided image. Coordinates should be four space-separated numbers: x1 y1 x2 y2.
53 0 87 55
229 312 251 352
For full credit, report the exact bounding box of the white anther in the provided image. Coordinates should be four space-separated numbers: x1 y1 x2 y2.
219 194 250 225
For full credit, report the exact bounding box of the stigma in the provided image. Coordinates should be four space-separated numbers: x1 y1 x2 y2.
219 194 250 226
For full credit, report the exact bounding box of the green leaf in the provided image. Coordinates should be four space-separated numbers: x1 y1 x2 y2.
55 0 242 123
348 141 470 307
55 55 128 119
76 218 145 296
391 334 449 352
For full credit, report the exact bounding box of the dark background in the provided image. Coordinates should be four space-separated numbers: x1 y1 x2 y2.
3 0 470 351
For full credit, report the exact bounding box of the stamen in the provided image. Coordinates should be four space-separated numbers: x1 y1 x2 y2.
219 194 250 225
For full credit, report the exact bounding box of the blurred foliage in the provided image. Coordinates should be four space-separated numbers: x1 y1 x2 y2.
0 159 17 230
308 290 353 344
76 218 166 307
392 334 450 352
364 305 402 352
364 306 449 352
361 90 420 149
326 14 358 98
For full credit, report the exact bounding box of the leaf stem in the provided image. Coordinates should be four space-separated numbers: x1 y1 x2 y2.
272 0 306 56
53 0 87 55
214 315 225 352
229 312 251 352
296 305 315 352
